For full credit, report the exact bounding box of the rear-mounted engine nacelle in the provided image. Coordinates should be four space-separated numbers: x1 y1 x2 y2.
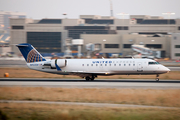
51 59 67 68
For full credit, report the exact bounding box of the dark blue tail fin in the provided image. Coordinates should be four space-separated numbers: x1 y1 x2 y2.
16 43 46 63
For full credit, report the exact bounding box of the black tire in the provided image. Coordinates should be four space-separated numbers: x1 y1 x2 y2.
85 76 90 81
91 77 95 81
156 78 159 82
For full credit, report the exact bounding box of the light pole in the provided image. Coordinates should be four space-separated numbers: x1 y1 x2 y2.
109 0 113 17
162 12 175 33
63 13 67 19
62 13 68 53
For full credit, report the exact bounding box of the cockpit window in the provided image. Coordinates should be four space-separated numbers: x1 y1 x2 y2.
156 62 160 64
148 62 160 65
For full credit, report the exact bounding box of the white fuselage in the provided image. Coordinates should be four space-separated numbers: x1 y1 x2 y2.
26 58 170 76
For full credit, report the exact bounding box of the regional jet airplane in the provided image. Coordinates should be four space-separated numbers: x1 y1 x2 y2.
16 43 170 81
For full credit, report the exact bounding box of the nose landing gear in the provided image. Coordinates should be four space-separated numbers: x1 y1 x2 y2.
156 74 159 81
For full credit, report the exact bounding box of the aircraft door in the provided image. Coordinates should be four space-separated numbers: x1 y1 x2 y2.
137 62 143 72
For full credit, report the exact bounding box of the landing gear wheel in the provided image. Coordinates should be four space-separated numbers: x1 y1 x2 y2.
91 77 95 81
85 76 90 81
156 78 159 82
156 74 159 82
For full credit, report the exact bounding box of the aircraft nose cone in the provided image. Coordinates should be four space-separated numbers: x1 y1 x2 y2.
166 67 170 72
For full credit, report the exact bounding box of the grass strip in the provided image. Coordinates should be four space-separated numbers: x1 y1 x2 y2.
0 87 180 107
1 103 180 120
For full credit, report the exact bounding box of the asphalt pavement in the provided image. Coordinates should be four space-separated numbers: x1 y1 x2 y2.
0 78 180 89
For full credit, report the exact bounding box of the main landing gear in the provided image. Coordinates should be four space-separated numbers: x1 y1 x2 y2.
85 75 96 81
156 74 159 82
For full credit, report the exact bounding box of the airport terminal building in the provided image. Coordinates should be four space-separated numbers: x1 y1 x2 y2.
10 15 180 59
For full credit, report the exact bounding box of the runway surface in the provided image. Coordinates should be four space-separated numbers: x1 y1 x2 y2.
168 67 180 71
0 78 180 89
0 100 178 109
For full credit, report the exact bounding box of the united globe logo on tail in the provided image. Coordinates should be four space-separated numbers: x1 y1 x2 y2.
27 49 44 63
16 43 46 63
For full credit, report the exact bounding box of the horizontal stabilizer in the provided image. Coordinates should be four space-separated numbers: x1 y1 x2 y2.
16 45 28 47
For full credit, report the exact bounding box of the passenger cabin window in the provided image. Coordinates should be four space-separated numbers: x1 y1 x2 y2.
91 64 93 66
148 62 160 65
82 64 84 66
87 64 89 66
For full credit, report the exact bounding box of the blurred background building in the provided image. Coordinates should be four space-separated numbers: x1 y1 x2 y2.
0 11 26 56
0 11 26 33
6 14 180 59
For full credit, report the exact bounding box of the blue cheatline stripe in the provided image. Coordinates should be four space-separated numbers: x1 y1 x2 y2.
55 59 61 71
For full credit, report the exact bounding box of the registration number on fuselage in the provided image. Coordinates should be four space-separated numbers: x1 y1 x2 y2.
30 64 42 66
